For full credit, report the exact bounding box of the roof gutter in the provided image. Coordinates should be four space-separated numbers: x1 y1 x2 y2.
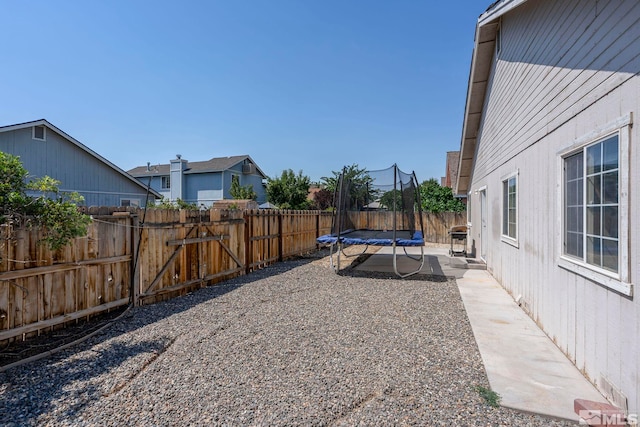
479 0 529 25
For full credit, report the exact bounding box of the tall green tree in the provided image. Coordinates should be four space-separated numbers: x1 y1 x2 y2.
266 169 311 210
230 177 257 200
420 178 466 213
379 189 402 211
0 152 92 250
320 164 373 209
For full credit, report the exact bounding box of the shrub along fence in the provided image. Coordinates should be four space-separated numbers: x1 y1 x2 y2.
0 208 463 345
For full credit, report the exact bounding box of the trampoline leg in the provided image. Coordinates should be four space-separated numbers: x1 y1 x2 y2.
329 242 342 273
329 243 338 273
393 244 425 278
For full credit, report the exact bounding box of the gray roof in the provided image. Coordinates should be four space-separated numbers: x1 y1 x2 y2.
128 155 268 178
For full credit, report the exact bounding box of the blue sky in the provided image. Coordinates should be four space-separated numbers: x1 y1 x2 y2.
2 1 488 183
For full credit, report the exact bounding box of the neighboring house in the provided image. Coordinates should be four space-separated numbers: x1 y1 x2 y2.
444 151 460 190
128 155 267 207
443 151 466 204
0 119 161 207
307 184 322 202
457 0 639 412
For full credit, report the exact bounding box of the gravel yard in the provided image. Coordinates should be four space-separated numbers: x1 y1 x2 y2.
0 249 575 426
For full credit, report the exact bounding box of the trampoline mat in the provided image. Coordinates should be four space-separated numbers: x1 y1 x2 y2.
317 229 424 246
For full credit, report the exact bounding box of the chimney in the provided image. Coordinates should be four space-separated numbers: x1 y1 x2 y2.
169 155 188 202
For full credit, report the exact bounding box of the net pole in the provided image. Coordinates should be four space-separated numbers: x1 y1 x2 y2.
330 171 340 236
393 164 397 241
337 167 346 237
413 171 424 237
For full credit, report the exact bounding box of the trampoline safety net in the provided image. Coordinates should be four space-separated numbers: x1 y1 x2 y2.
318 164 426 278
332 164 424 240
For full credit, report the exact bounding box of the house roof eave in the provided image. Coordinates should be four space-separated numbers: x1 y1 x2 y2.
455 0 530 196
479 0 529 25
0 119 162 199
132 155 269 179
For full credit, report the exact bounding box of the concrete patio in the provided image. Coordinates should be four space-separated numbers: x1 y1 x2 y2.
355 245 610 422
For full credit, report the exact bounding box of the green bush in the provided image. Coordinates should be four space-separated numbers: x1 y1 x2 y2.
0 152 92 250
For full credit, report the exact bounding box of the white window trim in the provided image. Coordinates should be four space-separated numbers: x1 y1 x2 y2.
32 125 46 141
161 176 171 189
500 170 519 248
121 198 141 207
467 191 472 227
556 113 632 296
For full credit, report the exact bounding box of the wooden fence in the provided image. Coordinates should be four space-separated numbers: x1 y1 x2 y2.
0 209 134 344
345 211 466 244
0 208 461 345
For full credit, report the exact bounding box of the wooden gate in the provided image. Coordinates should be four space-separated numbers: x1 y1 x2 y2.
135 209 245 304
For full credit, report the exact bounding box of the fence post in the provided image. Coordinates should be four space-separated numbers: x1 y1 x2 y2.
277 212 283 262
244 211 251 274
131 213 140 307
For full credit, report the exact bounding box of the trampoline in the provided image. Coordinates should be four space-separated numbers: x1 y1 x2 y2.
317 164 425 278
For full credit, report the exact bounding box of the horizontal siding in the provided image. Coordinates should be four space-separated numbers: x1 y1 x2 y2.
469 0 640 411
474 0 640 181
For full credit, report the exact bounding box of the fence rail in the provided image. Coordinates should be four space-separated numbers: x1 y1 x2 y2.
0 208 463 345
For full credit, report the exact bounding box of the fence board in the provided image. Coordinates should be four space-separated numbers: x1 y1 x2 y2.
1 207 464 345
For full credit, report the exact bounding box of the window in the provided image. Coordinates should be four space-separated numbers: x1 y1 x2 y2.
558 115 631 295
161 176 171 189
33 125 46 141
231 174 239 185
501 173 517 242
121 199 140 207
563 134 619 273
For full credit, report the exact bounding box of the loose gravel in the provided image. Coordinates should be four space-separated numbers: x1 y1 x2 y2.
0 249 576 426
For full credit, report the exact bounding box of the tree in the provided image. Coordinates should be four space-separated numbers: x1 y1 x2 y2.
230 177 257 200
320 164 373 209
0 152 92 250
266 169 311 210
420 178 466 213
311 188 333 211
379 189 402 211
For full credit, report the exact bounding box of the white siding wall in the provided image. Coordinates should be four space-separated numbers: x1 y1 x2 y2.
468 0 640 410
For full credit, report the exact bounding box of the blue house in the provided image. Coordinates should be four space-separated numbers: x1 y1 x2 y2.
128 155 268 207
0 119 161 207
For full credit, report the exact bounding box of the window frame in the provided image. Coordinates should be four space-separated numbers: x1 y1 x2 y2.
120 199 140 208
467 191 472 227
161 176 171 189
556 114 631 296
500 170 519 247
32 125 46 141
